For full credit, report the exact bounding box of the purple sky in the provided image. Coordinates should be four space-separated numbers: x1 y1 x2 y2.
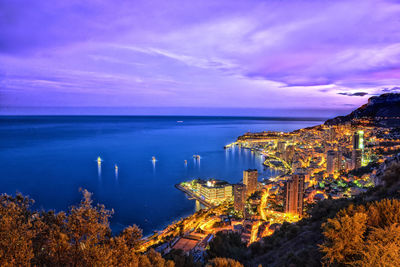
1 0 400 115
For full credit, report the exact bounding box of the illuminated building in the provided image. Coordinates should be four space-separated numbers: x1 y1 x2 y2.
352 149 362 170
336 149 343 171
197 179 233 204
292 160 302 173
284 174 304 216
353 131 364 150
233 183 246 216
328 127 336 142
243 169 258 196
326 150 336 175
294 169 310 183
352 131 365 169
277 141 286 154
284 145 295 162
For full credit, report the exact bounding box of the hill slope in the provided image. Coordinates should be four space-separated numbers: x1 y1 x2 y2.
325 93 400 126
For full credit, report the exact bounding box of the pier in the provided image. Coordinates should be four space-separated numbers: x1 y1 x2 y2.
175 184 214 208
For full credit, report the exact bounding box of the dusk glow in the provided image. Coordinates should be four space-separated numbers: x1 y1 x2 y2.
2 0 400 114
2 2 400 265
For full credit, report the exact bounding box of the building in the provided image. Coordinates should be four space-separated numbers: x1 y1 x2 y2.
336 149 343 171
284 174 305 216
351 130 365 170
284 145 295 162
328 127 336 142
352 149 362 170
326 150 337 175
197 179 233 204
233 183 246 216
243 169 258 196
292 160 302 173
277 141 286 154
353 131 364 150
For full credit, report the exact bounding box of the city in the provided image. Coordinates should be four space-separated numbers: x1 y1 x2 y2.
135 94 400 264
2 0 400 266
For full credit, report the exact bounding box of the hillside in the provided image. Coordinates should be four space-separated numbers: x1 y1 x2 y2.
325 93 400 127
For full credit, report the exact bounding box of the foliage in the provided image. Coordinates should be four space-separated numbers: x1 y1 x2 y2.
320 199 400 266
206 257 244 267
0 194 35 266
206 232 247 262
381 162 400 188
0 190 174 267
163 249 201 267
348 161 379 177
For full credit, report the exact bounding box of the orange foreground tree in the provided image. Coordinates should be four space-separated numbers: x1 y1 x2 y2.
0 190 174 267
320 198 400 266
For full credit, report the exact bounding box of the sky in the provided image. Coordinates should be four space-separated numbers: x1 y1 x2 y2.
1 0 400 116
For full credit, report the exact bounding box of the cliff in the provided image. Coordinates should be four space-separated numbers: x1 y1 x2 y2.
325 93 400 127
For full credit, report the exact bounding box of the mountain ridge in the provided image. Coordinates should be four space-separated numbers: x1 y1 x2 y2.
325 93 400 126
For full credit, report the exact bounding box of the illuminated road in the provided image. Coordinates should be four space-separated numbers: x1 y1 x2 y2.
260 185 271 221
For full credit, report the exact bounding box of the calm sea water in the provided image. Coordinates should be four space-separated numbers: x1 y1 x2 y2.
0 116 323 234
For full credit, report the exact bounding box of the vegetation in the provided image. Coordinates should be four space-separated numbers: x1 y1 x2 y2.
163 249 201 267
202 159 400 267
2 159 400 266
206 258 243 267
321 199 400 266
0 189 173 267
207 232 248 262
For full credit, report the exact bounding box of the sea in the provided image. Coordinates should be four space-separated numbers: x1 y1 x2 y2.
0 116 323 235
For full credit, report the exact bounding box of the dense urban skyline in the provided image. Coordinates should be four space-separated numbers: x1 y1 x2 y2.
1 0 400 115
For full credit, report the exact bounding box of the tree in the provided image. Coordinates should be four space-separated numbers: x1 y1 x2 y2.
31 210 70 266
321 199 400 266
66 189 114 266
206 257 244 267
163 249 201 267
0 193 35 266
320 212 367 265
381 162 400 187
358 224 400 267
207 232 247 262
120 225 143 249
0 190 174 266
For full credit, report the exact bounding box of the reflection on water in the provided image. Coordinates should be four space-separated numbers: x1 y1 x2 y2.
0 116 322 235
115 165 118 180
97 162 102 178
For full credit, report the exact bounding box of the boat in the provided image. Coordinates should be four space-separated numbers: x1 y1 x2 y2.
184 160 187 164
97 157 102 164
177 121 184 123
152 156 156 162
193 155 201 159
115 164 118 171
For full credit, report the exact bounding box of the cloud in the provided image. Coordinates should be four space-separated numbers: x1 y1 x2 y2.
382 86 400 92
337 92 368 97
1 0 400 111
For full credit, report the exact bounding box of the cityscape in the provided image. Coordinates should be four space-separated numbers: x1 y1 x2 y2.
137 94 398 260
2 0 400 266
